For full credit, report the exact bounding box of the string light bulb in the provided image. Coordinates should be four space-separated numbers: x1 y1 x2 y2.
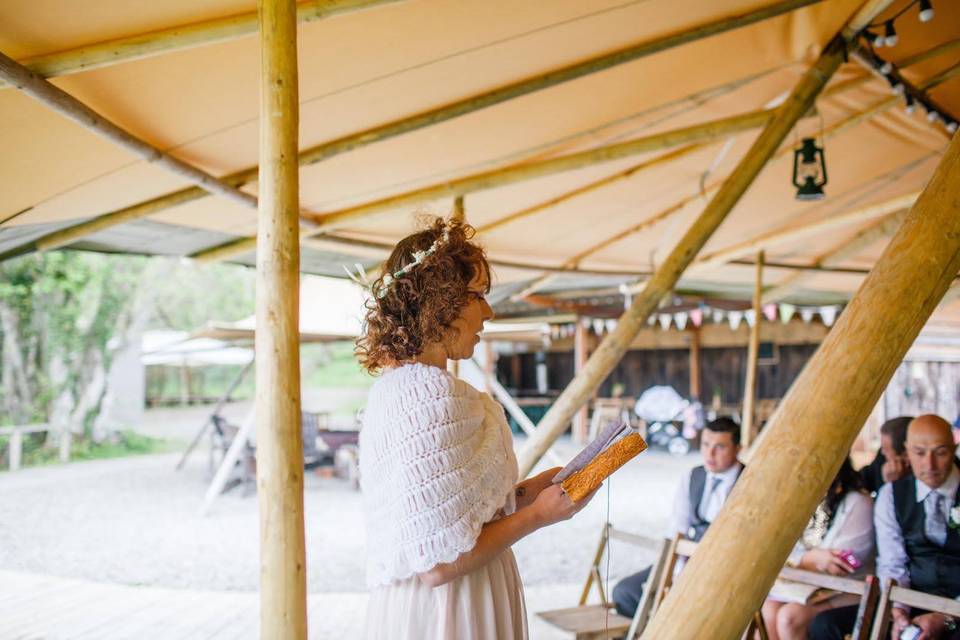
904 93 916 114
918 0 934 22
926 108 940 123
947 121 958 135
880 61 894 74
884 20 899 47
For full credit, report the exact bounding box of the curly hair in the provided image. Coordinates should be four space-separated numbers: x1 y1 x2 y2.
356 217 490 374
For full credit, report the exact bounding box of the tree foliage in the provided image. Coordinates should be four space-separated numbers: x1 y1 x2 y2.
0 251 255 448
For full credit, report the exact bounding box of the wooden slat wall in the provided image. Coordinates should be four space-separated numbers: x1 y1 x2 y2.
499 344 819 404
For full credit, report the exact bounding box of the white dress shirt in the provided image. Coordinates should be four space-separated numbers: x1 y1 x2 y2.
671 462 743 537
875 465 960 605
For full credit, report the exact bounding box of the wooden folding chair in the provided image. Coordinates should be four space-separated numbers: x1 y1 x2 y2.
650 535 771 640
537 523 665 639
869 579 960 640
775 568 880 640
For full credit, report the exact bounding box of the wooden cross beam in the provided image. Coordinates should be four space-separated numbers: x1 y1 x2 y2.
192 108 774 262
0 0 400 89
693 192 919 271
10 0 819 257
760 209 907 303
0 49 257 209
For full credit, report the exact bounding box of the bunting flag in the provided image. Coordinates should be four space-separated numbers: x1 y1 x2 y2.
647 314 657 326
779 303 796 324
744 309 756 328
592 318 605 336
728 310 744 330
763 304 778 322
690 308 704 327
819 305 838 327
605 319 618 333
674 312 689 330
712 309 726 324
658 313 672 331
800 308 816 324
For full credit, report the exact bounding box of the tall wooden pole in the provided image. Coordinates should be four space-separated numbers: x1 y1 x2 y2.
689 326 702 401
643 119 960 640
573 318 590 445
255 1 306 638
516 32 850 477
741 251 763 448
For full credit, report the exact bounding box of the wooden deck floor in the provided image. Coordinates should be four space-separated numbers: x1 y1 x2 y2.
0 571 367 639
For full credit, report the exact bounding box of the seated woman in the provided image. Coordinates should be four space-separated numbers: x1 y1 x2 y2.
760 458 875 640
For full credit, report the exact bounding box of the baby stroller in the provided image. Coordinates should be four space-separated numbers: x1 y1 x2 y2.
633 385 703 456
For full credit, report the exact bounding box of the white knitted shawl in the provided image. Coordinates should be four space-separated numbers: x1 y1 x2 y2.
359 363 519 587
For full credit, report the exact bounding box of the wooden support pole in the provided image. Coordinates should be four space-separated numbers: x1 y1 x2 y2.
741 251 763 448
689 326 702 401
0 0 400 88
516 28 852 478
761 209 906 303
451 195 465 223
643 106 960 640
9 430 22 471
573 318 590 446
255 0 306 637
0 50 257 210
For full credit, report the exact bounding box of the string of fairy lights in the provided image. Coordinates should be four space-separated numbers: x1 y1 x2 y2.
859 0 958 135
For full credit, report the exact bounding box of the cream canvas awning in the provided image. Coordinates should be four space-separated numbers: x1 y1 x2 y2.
1 0 958 322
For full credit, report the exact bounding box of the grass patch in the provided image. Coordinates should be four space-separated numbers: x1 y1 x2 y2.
1 429 175 470
302 342 373 389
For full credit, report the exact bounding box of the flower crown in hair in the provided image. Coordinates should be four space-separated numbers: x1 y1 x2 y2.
343 227 450 298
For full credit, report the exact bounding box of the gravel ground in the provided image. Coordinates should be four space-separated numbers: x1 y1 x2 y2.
0 434 690 595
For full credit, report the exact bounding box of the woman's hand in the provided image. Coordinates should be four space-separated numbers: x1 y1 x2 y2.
890 607 911 640
530 484 598 527
799 548 855 576
515 466 562 509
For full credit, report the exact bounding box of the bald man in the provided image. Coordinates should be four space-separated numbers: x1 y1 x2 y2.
809 415 960 640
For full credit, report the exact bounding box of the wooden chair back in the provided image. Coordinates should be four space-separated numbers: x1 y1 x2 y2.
651 538 879 640
777 568 880 640
536 523 664 640
869 579 960 640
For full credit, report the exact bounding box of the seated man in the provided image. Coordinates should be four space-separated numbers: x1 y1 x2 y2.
611 416 743 618
859 416 913 495
809 415 960 640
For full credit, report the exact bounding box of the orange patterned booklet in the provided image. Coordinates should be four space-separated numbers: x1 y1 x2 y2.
552 421 648 501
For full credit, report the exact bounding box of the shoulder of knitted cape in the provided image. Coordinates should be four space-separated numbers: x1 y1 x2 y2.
359 363 516 587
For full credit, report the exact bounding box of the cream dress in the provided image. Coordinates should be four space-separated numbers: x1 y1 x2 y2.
364 546 527 639
360 363 528 639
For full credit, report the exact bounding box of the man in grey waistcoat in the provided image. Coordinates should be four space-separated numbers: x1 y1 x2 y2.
809 415 960 640
611 416 744 618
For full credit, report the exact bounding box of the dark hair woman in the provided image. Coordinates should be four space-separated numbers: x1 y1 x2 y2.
760 458 875 640
357 217 595 640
